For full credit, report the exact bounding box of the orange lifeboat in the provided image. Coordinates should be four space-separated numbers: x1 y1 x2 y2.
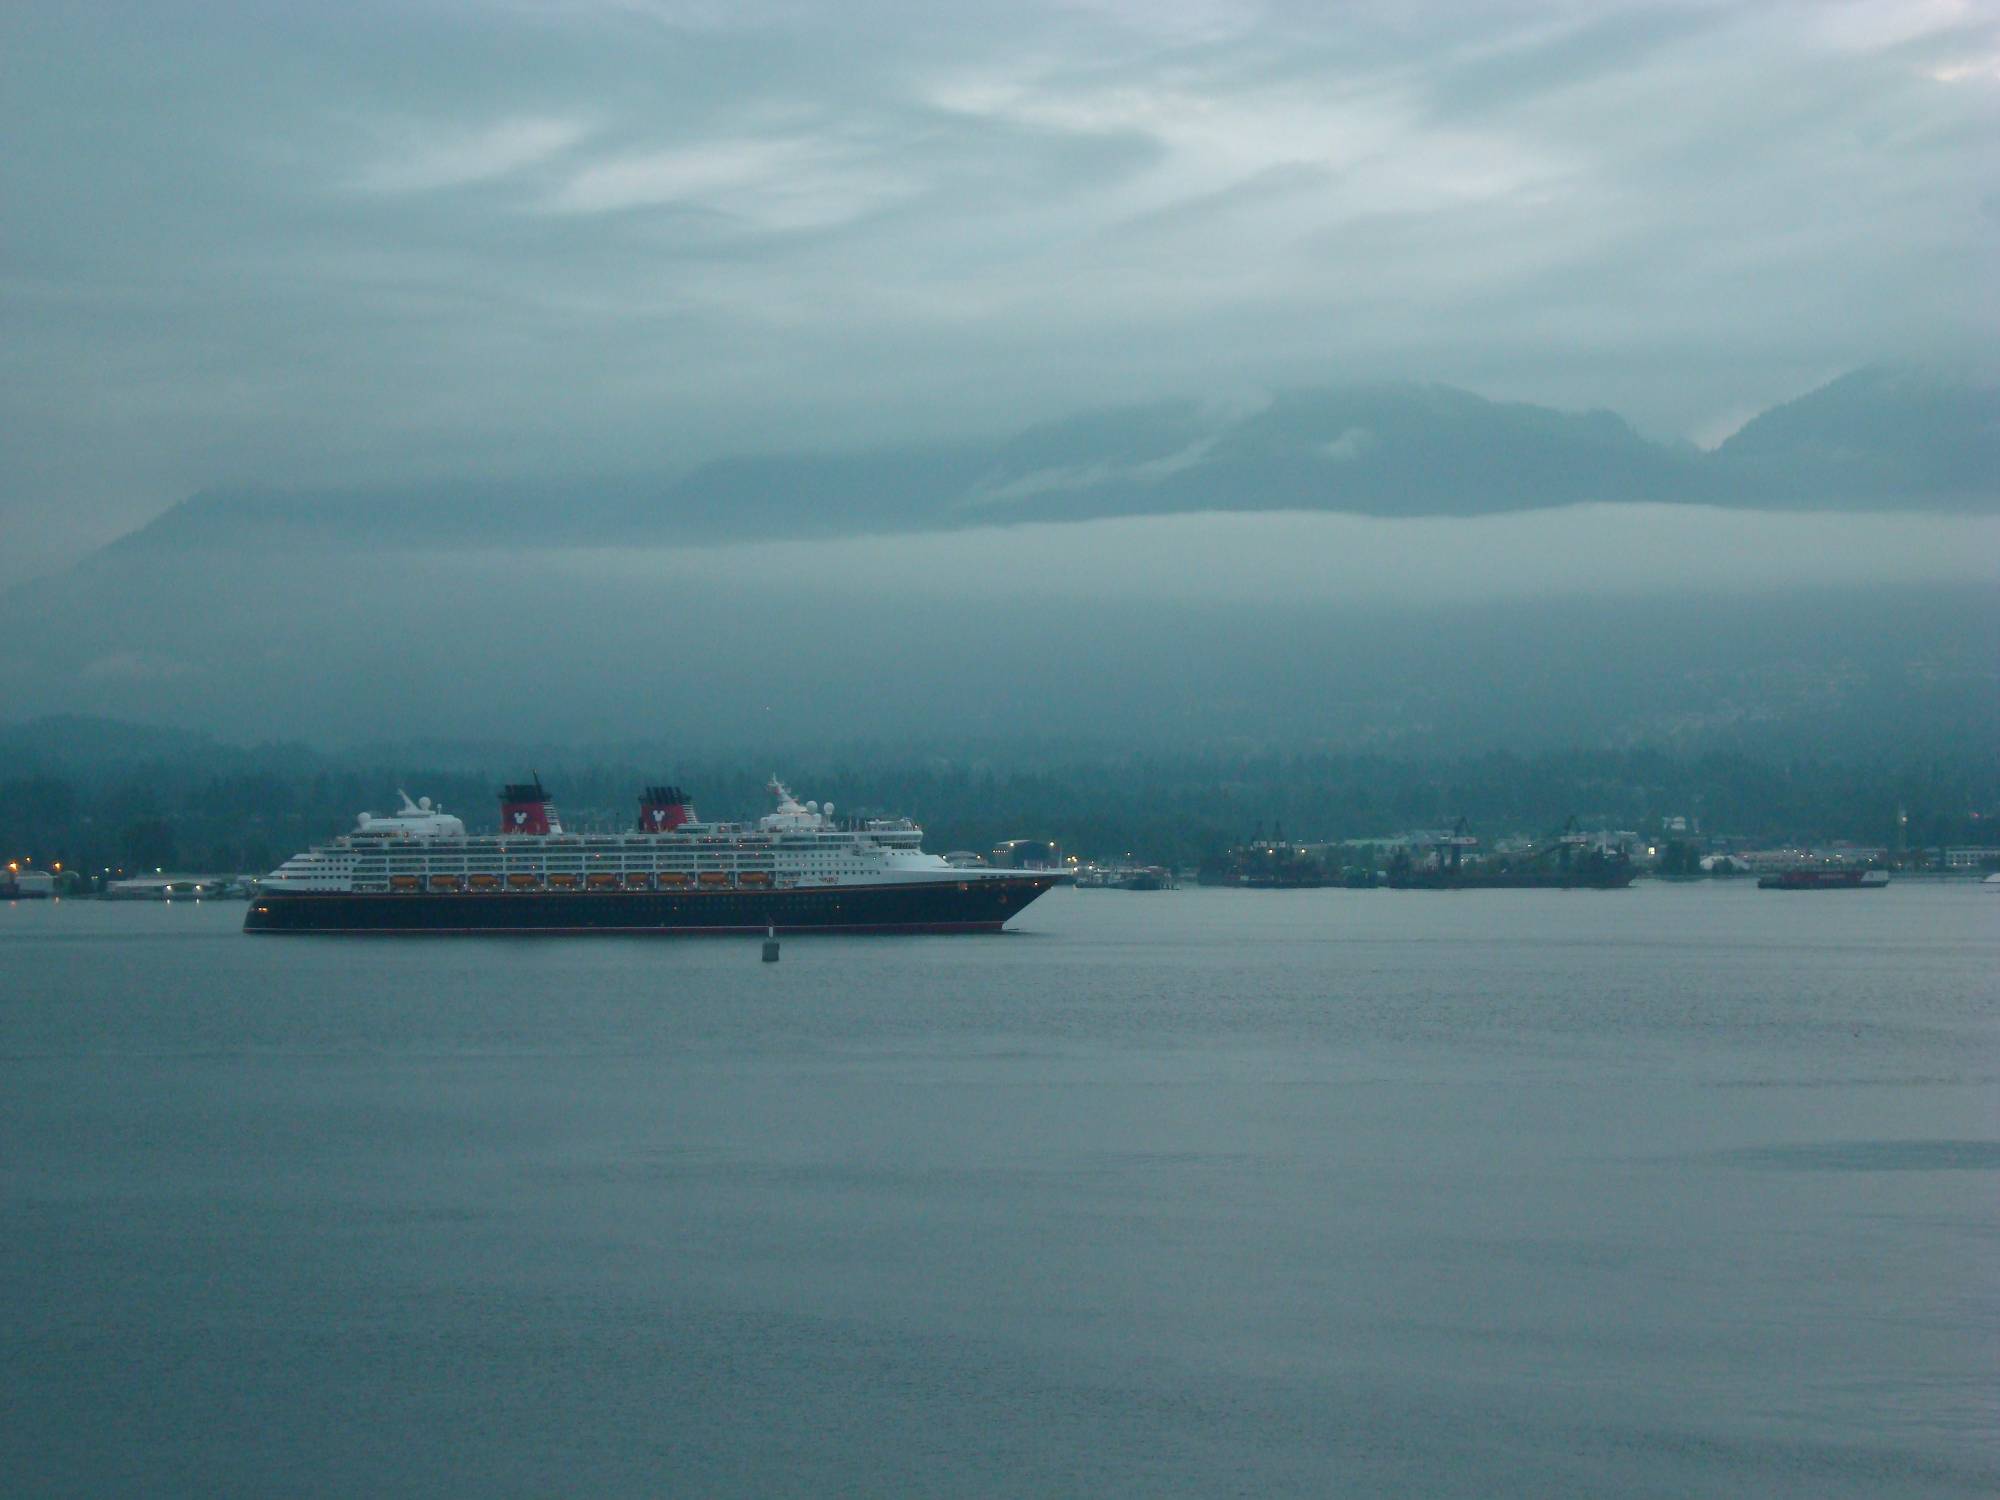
586 873 620 891
697 870 731 887
739 870 772 888
468 873 500 891
548 873 580 891
657 872 691 888
428 874 462 892
390 875 421 892
506 873 540 890
624 872 652 890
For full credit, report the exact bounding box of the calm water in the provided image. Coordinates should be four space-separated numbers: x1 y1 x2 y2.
2 884 1995 1496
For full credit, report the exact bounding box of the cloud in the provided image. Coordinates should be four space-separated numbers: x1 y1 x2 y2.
545 504 2000 606
353 116 593 193
1 0 1995 586
543 134 917 229
1925 49 2000 83
1810 0 1982 53
955 435 1222 511
78 652 199 683
1320 427 1373 461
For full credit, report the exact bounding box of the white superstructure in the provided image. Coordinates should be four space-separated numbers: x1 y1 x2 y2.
263 778 1022 896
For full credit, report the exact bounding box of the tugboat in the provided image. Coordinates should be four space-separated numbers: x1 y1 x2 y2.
245 777 1064 935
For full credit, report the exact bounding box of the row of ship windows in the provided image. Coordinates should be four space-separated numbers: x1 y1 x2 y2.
317 854 878 868
334 849 859 857
319 865 869 878
344 851 910 864
348 874 820 892
363 854 802 862
356 849 837 860
349 849 861 859
361 858 858 869
354 856 816 870
351 836 896 850
313 868 871 877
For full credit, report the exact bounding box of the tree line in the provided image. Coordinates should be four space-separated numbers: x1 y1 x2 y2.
3 742 1995 878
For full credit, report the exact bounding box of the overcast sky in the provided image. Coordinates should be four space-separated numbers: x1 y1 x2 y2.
4 0 1996 582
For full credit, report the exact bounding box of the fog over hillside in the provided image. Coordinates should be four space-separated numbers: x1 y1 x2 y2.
4 500 1994 755
6 365 1993 758
5 3 1995 766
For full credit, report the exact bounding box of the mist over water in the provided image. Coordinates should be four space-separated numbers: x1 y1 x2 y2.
3 885 1994 1496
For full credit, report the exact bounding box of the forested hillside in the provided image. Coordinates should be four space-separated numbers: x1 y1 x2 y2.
4 727 1993 877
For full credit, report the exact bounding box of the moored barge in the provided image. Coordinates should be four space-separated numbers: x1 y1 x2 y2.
1756 868 1889 891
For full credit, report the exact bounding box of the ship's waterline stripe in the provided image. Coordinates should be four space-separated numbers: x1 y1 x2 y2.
245 922 1013 937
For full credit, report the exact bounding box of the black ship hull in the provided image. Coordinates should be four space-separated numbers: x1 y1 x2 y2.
244 876 1062 935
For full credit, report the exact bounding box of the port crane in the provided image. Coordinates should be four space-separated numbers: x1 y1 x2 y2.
1522 815 1593 875
1435 816 1480 874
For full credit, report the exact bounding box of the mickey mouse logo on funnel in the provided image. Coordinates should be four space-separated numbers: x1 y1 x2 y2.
498 777 558 836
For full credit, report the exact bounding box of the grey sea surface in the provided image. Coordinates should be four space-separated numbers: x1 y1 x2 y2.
2 883 1995 1497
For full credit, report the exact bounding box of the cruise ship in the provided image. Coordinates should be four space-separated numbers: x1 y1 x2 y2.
244 778 1064 935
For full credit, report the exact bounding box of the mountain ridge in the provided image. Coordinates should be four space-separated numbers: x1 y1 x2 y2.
79 366 1997 571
